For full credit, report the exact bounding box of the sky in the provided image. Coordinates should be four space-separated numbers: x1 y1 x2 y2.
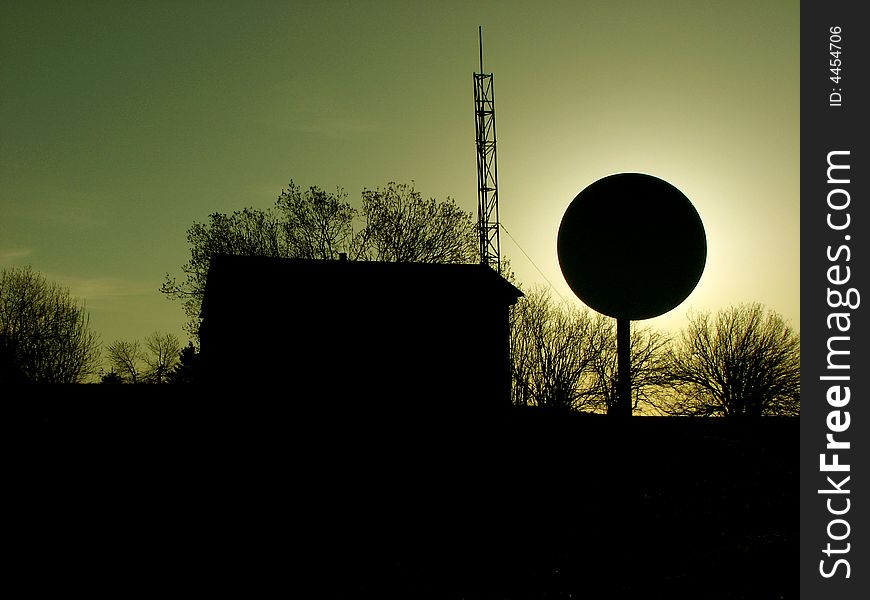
1 0 799 363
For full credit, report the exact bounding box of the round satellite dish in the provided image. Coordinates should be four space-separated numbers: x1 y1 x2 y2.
557 173 706 320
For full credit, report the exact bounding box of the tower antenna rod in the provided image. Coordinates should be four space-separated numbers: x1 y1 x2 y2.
479 25 484 73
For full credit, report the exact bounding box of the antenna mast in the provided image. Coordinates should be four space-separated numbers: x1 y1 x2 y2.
473 26 501 273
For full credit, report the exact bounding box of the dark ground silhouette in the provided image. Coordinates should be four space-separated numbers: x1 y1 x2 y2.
21 391 797 598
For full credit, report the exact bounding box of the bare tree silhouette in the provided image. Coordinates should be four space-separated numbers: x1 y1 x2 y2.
106 340 144 384
509 287 600 410
0 266 101 383
144 332 181 384
106 333 183 384
275 182 357 260
356 181 477 263
509 286 672 414
661 303 800 417
584 320 673 414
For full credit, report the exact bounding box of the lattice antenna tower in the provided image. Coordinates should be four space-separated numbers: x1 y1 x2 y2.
473 26 501 273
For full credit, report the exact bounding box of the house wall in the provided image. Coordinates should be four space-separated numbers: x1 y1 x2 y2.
201 284 513 409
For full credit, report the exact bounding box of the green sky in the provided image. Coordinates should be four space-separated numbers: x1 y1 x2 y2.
1 0 799 360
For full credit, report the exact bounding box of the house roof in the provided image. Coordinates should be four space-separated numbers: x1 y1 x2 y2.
201 254 523 317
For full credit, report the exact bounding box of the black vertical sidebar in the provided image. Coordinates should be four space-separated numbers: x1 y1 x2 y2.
800 1 867 598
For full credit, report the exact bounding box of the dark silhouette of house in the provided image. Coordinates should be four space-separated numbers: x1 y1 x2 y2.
199 254 522 407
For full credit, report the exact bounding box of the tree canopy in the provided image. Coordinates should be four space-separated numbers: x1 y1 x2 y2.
105 332 182 384
162 180 477 337
509 286 671 414
0 266 101 383
663 303 800 417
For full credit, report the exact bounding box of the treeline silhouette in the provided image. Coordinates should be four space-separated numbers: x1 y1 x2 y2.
101 335 197 384
0 266 100 384
2 180 799 420
158 179 798 418
510 289 799 418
